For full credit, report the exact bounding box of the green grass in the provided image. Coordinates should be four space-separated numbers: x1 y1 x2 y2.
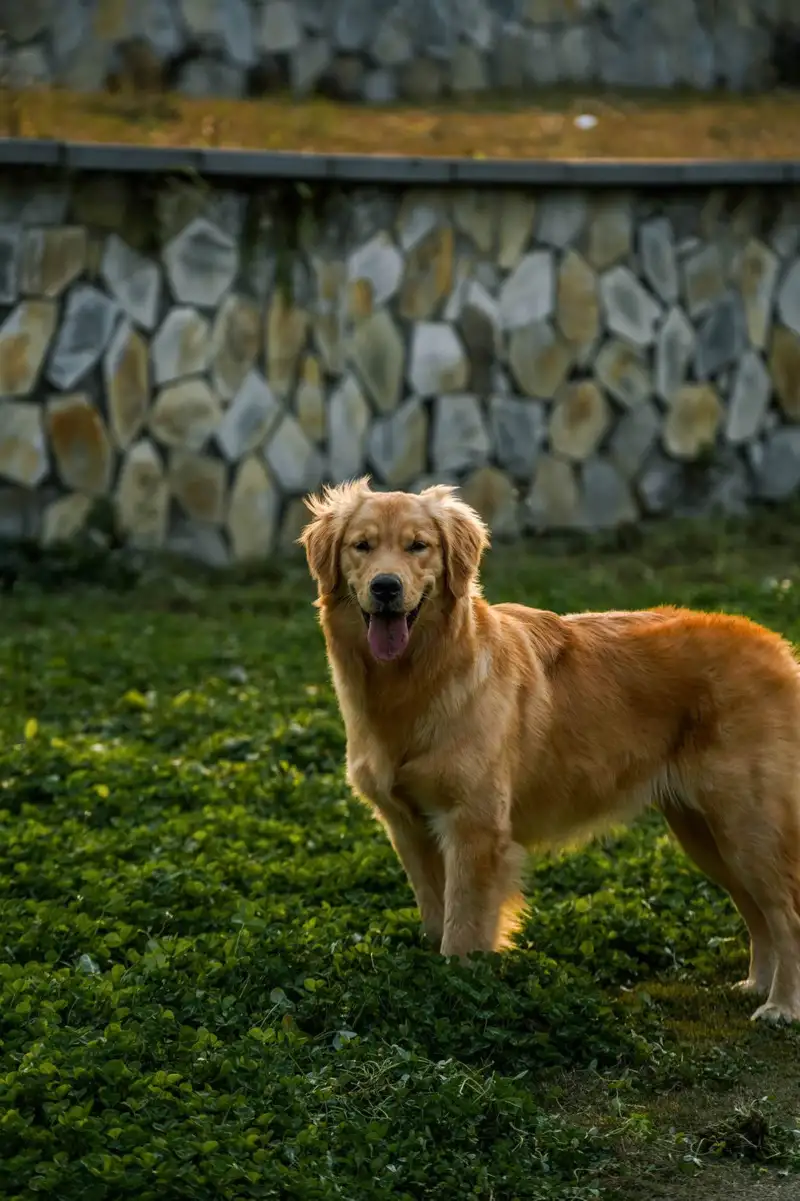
2 510 800 1199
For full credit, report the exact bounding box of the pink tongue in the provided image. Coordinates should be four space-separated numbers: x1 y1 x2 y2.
367 614 409 662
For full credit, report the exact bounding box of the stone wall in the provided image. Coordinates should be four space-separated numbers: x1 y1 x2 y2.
1 0 798 101
1 164 800 566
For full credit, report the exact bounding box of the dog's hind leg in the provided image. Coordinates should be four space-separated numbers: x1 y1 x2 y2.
662 801 775 997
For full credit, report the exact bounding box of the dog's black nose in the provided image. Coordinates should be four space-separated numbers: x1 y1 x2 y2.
370 574 403 606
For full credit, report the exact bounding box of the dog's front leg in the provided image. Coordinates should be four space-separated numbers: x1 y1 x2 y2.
438 810 525 960
382 809 446 951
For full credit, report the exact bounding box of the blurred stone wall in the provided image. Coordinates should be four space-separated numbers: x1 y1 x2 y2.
1 0 798 102
1 168 800 565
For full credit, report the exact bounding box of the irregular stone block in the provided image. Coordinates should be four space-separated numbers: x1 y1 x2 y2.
694 292 746 380
115 438 168 548
42 493 93 548
454 190 496 255
0 400 48 488
737 237 778 351
399 224 454 320
595 339 651 409
587 194 632 271
536 191 587 249
663 384 722 461
163 217 238 309
295 354 326 444
168 449 227 524
328 374 370 482
367 397 428 488
101 234 161 330
150 380 223 451
549 382 611 462
152 307 210 385
777 257 800 340
432 394 491 473
726 349 771 445
22 227 87 300
227 455 278 561
756 427 800 501
0 300 57 396
579 458 637 529
104 321 150 452
216 370 281 461
682 242 725 319
497 191 536 271
489 395 546 479
600 266 661 349
525 454 579 530
656 306 695 405
557 250 600 351
459 466 519 541
509 319 573 399
408 322 468 397
639 217 679 305
770 325 800 422
346 232 403 313
264 414 325 494
266 292 309 400
209 293 261 401
46 393 113 496
609 399 660 479
349 309 404 414
48 285 120 391
499 251 555 330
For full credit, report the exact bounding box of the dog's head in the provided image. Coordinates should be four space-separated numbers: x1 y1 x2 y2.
299 478 489 663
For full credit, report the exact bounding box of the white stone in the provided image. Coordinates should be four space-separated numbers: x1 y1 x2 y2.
328 375 370 483
115 438 168 548
579 459 637 529
536 191 587 248
777 258 800 339
726 350 771 445
346 233 404 310
639 217 679 305
656 306 695 405
47 285 120 390
101 235 161 331
216 370 281 461
259 0 301 50
264 415 325 494
600 266 661 349
408 322 468 397
498 251 555 331
152 307 210 385
163 217 238 309
367 397 427 488
432 395 491 473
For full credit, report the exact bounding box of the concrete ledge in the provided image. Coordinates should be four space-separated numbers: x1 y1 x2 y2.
1 139 798 187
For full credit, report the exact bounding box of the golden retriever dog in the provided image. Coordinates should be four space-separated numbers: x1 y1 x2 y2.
299 477 800 1024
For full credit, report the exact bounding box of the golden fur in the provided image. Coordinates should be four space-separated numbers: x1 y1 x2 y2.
300 478 800 1024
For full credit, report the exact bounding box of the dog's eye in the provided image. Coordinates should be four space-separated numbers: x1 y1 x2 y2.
408 540 427 553
353 540 371 553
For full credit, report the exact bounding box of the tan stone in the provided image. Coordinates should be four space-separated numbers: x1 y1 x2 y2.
0 301 57 396
21 228 87 299
115 438 168 548
771 325 800 422
683 244 725 318
526 454 579 529
347 278 373 322
152 308 210 385
557 250 600 350
46 394 113 497
227 455 278 562
266 292 308 399
348 309 404 414
738 238 779 351
509 320 573 399
41 493 93 547
549 382 611 462
105 323 150 451
453 190 496 254
459 466 518 540
399 225 454 320
313 309 345 375
497 192 536 271
313 258 345 306
209 294 261 402
587 195 632 271
295 354 326 443
168 450 227 525
663 385 722 460
0 399 48 487
594 339 651 409
150 380 223 451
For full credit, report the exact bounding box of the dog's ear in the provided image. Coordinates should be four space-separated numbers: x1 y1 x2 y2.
298 477 371 596
421 485 490 600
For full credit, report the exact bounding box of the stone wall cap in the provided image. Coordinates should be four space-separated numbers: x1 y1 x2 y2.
0 140 798 187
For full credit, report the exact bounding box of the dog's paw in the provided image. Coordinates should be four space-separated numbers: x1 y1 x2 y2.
750 1000 800 1025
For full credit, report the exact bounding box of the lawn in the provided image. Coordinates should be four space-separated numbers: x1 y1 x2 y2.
4 87 800 159
1 513 800 1200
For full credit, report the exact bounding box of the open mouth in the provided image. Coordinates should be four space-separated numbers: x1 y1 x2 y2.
361 598 424 662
